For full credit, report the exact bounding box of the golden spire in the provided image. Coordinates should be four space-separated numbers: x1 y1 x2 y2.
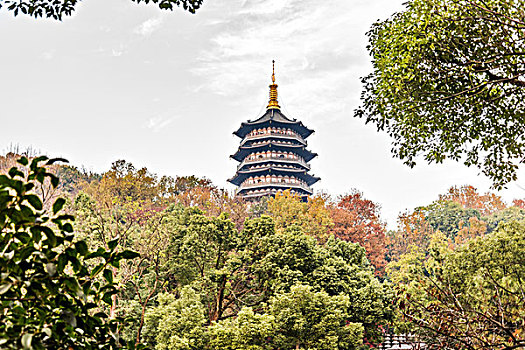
267 60 280 110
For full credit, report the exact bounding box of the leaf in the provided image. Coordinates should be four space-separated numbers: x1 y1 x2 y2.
25 194 43 211
90 263 105 278
62 223 73 233
46 157 68 165
52 198 66 214
17 157 28 166
42 226 57 247
21 333 32 349
0 283 12 295
118 250 140 260
8 167 24 179
75 241 88 256
103 269 113 284
108 236 119 251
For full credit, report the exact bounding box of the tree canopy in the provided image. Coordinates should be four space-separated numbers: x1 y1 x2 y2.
0 0 203 20
356 0 525 189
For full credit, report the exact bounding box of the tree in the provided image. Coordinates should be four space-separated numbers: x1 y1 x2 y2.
266 190 333 242
423 200 482 240
389 221 525 349
141 210 393 348
388 209 433 262
0 156 141 349
0 0 204 20
438 185 506 216
267 284 363 350
329 191 388 275
356 0 525 189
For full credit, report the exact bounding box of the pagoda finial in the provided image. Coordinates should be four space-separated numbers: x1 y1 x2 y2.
267 60 280 109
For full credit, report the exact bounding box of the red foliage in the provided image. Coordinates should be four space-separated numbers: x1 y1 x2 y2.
512 199 525 209
439 185 506 216
329 191 387 276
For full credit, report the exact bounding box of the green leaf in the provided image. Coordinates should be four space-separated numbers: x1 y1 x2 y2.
42 226 57 247
8 167 24 179
17 157 28 166
25 194 43 211
108 236 119 251
46 157 68 165
103 269 113 284
52 198 66 214
62 223 73 233
75 241 89 256
118 250 140 260
91 263 105 278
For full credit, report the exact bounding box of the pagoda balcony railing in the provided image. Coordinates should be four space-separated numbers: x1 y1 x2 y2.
240 188 309 199
242 133 306 145
237 156 310 171
238 181 312 193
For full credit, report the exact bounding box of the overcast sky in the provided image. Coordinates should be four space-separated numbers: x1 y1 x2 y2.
1 0 523 228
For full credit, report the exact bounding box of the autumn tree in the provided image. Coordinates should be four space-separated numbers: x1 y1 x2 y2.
357 0 525 188
0 0 204 20
388 209 433 262
329 191 388 275
266 190 333 242
439 185 506 216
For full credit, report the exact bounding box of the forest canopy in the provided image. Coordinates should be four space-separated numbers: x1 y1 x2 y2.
1 152 524 349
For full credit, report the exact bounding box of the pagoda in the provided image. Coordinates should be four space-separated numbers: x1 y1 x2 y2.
228 62 320 200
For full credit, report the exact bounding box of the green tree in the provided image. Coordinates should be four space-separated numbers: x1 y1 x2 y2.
141 210 392 348
356 0 525 189
268 284 363 350
423 200 481 239
389 222 525 349
0 156 141 349
143 287 208 350
0 0 203 20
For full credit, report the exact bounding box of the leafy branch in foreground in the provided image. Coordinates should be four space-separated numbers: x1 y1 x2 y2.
0 0 204 20
0 156 142 349
357 0 525 189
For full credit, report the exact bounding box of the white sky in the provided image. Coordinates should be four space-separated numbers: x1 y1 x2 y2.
1 0 524 228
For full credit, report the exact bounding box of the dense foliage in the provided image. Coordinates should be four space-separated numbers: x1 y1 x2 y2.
0 157 141 349
357 0 525 189
2 152 525 349
389 222 525 349
0 0 203 20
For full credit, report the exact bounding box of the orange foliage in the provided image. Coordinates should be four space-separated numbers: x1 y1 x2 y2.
439 185 506 216
329 191 387 276
389 210 433 262
512 199 525 209
455 216 487 245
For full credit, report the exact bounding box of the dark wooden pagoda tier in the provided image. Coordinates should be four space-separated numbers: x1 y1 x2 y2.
228 62 320 200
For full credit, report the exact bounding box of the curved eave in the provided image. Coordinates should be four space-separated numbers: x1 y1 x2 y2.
231 144 317 162
240 134 307 147
237 159 310 172
228 166 320 186
233 109 314 139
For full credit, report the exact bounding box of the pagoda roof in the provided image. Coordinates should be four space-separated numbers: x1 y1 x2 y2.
231 142 318 162
228 165 320 186
236 158 310 172
234 109 314 139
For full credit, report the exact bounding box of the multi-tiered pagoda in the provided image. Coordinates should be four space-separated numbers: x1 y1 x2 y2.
228 62 320 200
